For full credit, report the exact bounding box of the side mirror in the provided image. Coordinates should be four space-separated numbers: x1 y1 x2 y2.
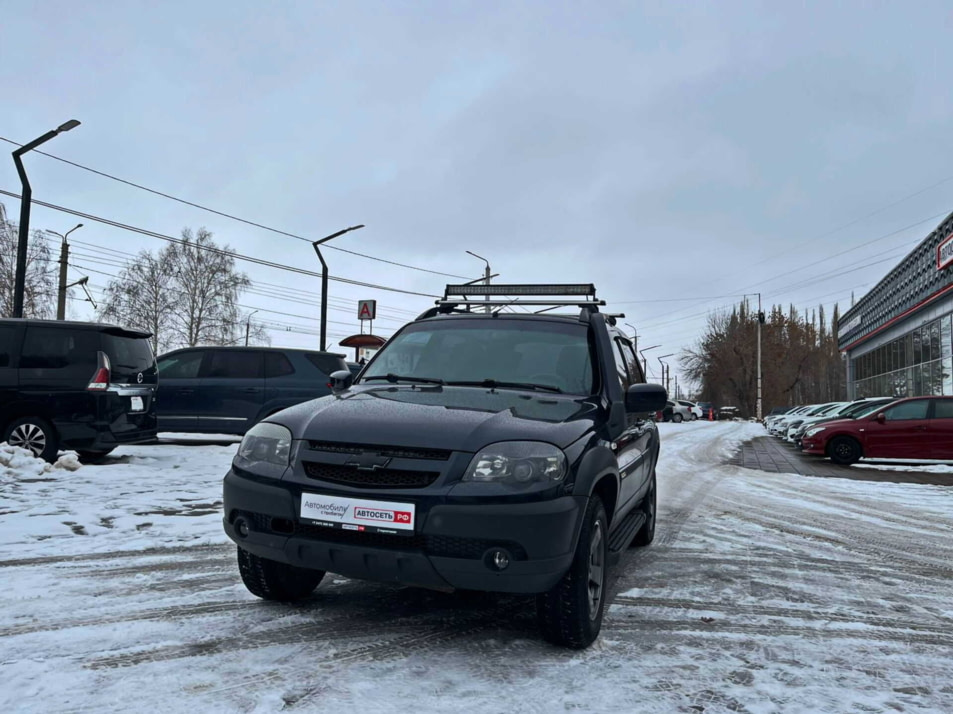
875 412 886 424
626 383 668 414
329 369 353 394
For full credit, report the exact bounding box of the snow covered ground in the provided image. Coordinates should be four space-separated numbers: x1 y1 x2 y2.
2 421 952 713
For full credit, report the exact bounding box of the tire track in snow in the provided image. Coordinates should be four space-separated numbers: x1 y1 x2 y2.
611 595 952 633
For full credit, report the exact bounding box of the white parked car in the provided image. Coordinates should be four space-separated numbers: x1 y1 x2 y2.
676 400 704 420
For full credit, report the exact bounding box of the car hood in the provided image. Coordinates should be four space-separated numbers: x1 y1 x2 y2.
806 416 865 432
269 384 600 452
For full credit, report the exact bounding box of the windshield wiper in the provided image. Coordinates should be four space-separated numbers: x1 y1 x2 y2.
363 374 445 385
445 379 562 393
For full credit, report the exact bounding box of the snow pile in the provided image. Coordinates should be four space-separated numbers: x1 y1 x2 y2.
0 443 82 483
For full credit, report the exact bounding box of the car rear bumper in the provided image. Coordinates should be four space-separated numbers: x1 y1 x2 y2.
223 469 584 594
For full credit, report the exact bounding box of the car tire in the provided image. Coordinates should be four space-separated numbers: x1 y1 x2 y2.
673 413 684 423
536 495 608 649
828 436 862 466
237 547 325 601
631 470 656 547
690 414 698 421
4 416 58 462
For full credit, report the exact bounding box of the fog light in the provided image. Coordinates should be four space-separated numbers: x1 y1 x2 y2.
485 548 510 571
235 518 249 538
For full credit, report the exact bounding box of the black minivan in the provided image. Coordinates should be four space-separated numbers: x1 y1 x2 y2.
156 346 348 435
0 319 158 461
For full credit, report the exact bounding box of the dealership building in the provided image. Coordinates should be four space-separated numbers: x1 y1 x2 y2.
838 210 953 399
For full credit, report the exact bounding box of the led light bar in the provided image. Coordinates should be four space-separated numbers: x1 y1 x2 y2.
443 283 596 298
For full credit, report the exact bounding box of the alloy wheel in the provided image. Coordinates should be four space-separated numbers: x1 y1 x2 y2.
9 423 47 457
587 520 604 620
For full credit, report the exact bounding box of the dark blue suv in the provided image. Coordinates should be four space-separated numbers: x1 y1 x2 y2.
156 347 348 435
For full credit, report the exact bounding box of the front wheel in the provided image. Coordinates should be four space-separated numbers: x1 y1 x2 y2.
673 413 684 423
536 495 608 649
237 547 325 601
828 436 862 466
690 413 698 421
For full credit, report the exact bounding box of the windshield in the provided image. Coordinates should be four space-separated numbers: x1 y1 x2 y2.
361 318 596 395
103 334 156 380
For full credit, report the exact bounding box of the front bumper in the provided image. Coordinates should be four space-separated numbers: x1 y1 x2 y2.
223 469 585 594
800 437 826 455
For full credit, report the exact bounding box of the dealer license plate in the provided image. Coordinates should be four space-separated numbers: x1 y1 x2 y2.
299 493 416 535
130 396 144 412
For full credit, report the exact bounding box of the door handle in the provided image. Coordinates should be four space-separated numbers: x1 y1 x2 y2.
179 389 194 395
239 388 261 393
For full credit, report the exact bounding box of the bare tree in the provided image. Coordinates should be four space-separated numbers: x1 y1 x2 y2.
98 246 177 353
0 202 56 319
166 228 252 347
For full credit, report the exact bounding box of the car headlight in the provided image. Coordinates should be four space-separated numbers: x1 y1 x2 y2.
463 441 567 485
805 427 826 438
236 422 293 469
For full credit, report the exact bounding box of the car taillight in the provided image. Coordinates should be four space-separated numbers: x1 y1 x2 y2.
88 351 111 391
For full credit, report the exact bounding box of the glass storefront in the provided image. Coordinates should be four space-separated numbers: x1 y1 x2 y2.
852 315 952 398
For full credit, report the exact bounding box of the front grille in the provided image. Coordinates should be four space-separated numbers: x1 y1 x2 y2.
307 441 451 461
235 509 526 561
303 461 440 489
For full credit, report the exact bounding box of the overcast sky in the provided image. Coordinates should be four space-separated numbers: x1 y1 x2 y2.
3 1 953 391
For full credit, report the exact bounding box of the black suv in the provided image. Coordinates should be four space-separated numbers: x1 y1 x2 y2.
223 284 666 648
0 319 157 461
156 347 348 435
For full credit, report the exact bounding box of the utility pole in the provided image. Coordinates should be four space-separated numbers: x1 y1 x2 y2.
757 292 763 420
639 344 660 381
48 224 83 320
245 309 259 347
312 225 365 351
658 353 674 396
466 251 491 313
745 292 765 420
11 120 81 318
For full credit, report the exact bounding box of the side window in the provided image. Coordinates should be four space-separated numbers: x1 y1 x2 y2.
933 400 953 419
204 350 263 379
265 352 295 378
158 351 205 380
883 400 929 421
622 341 644 384
0 325 17 367
612 338 631 389
305 353 347 376
20 328 98 370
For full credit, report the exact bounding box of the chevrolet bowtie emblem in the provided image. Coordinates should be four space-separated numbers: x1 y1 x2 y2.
346 454 392 471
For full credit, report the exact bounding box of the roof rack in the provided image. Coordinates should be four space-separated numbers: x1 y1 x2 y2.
436 283 605 312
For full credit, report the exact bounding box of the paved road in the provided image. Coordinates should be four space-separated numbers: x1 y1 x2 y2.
2 422 951 713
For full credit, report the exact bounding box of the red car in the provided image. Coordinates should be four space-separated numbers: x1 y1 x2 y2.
801 396 953 465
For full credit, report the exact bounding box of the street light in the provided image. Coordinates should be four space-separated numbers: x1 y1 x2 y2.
245 309 259 347
658 353 674 395
465 250 491 313
46 223 83 320
639 344 660 380
312 224 365 351
11 119 81 317
743 293 765 420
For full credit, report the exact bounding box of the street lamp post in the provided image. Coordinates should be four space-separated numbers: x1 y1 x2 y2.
743 293 765 420
11 119 81 318
245 309 259 347
658 353 674 395
465 250 491 313
311 225 365 352
639 344 660 381
47 223 83 320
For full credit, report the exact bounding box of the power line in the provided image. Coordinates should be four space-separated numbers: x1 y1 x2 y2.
34 233 415 324
0 189 440 299
0 136 472 281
